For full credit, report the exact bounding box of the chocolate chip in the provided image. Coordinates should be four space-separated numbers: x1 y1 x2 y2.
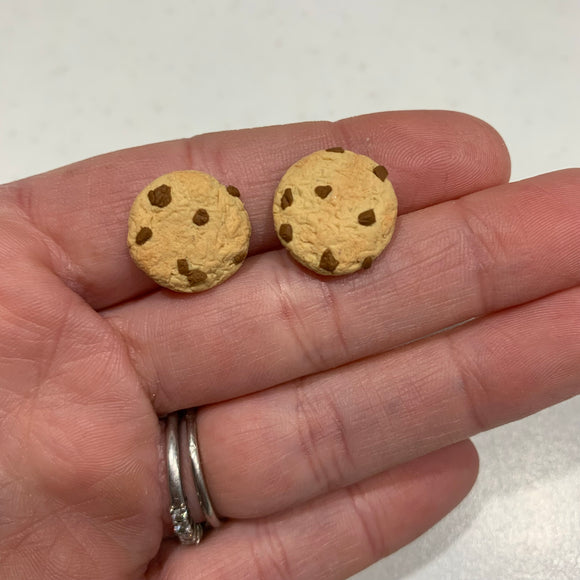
319 249 339 272
187 269 207 286
326 147 345 153
279 224 293 243
232 250 247 264
135 227 152 245
373 166 389 181
281 188 293 209
193 208 209 226
362 257 373 269
148 184 172 207
227 185 241 197
315 185 332 199
358 209 376 226
177 259 190 275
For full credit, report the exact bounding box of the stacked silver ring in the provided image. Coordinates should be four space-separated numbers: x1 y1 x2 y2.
166 409 222 544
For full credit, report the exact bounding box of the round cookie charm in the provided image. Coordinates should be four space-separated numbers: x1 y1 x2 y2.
272 148 397 275
128 171 251 292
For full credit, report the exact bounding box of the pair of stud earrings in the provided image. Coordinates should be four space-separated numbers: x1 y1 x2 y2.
127 147 398 293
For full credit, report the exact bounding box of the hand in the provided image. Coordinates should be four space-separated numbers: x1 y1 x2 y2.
0 111 578 579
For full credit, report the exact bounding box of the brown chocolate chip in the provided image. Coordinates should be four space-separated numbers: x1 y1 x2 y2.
326 147 345 153
227 185 241 197
187 269 208 286
315 185 332 199
192 208 209 226
135 227 152 245
232 250 247 265
279 223 293 243
362 256 373 269
373 165 389 181
177 259 190 275
319 249 339 272
148 184 172 207
281 188 293 209
358 209 376 226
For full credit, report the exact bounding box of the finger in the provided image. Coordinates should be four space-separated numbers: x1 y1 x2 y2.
149 441 478 580
199 285 579 518
3 111 509 309
108 169 580 412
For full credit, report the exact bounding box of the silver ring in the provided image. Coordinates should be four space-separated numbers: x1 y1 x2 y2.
166 413 204 544
185 409 222 529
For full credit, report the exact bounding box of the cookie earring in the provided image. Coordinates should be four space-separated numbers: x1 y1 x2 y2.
128 171 251 292
272 148 397 275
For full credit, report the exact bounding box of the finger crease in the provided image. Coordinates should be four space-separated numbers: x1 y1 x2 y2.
344 483 384 562
269 266 320 371
252 519 294 580
445 333 490 432
294 382 333 494
452 199 500 315
320 282 350 363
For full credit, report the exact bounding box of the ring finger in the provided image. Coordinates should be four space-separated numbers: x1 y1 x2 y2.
198 284 580 518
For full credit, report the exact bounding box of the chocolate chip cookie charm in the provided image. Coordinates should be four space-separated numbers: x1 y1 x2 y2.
273 148 398 275
128 171 251 292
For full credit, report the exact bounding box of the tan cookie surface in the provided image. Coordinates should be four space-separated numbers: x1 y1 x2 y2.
273 148 398 275
128 171 251 292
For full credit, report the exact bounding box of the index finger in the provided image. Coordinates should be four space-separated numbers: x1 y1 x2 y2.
2 111 510 309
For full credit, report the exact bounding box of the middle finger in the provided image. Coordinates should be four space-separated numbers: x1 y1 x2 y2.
107 170 580 411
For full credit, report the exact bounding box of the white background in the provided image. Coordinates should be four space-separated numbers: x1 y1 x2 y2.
1 1 579 578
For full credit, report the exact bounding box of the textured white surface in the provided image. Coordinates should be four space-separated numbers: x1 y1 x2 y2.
0 1 578 578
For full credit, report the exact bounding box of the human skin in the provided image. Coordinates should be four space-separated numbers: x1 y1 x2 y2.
0 110 578 579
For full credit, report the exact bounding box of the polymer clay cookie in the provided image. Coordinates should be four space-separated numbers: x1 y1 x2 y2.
128 171 251 292
272 148 397 275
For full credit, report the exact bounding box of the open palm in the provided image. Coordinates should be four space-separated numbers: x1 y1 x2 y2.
0 111 578 579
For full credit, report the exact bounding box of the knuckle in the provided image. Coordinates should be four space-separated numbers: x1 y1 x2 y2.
452 199 503 314
269 262 349 371
268 264 321 370
294 382 355 494
183 134 236 188
445 334 490 432
343 483 387 562
250 519 294 580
